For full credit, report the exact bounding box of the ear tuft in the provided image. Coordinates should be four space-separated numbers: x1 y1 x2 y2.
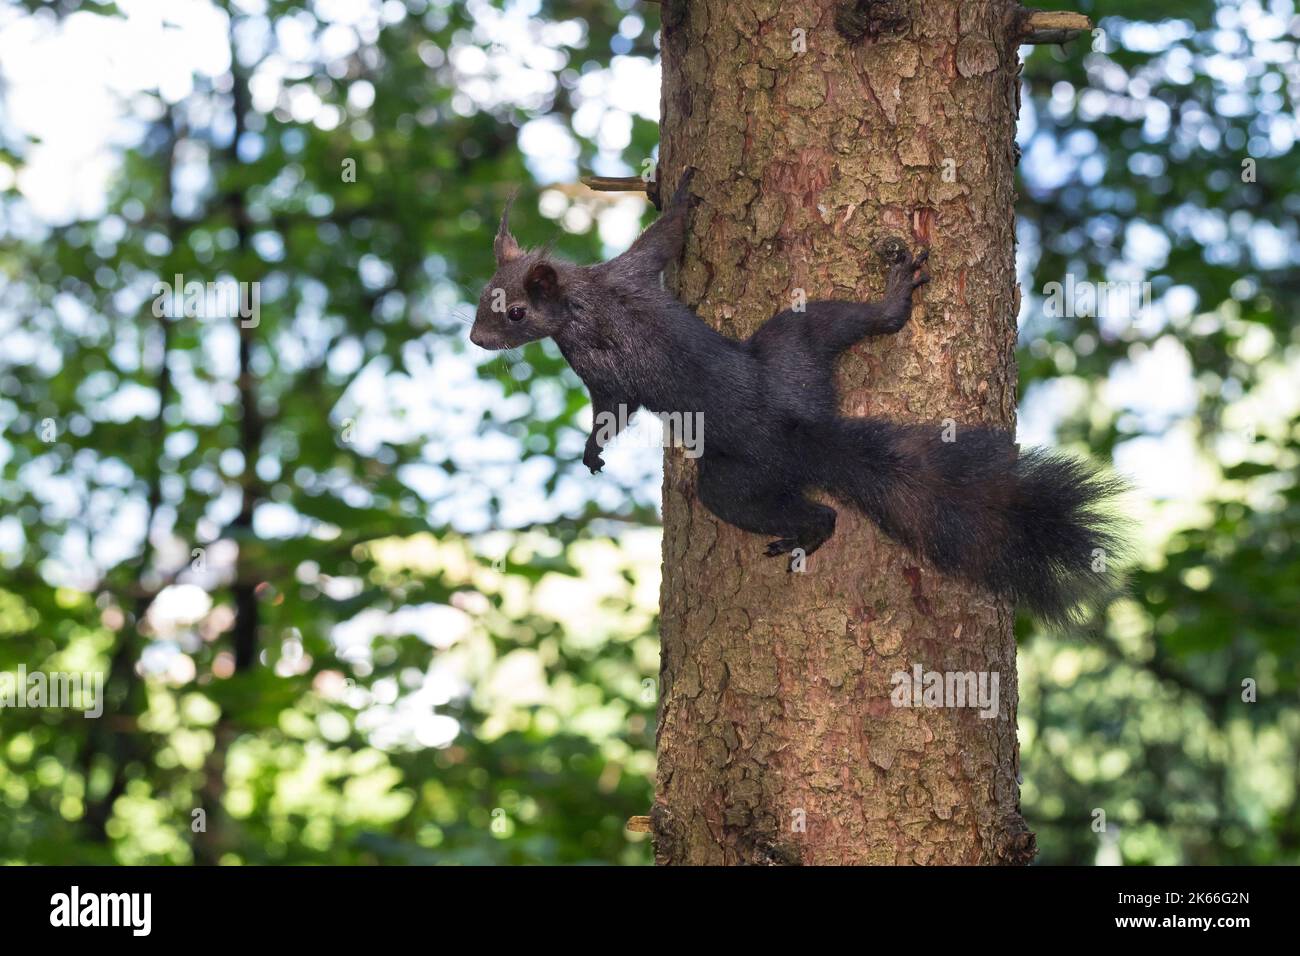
524 262 560 301
494 190 522 264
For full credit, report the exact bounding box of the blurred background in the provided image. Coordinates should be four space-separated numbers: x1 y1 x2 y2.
0 0 1295 865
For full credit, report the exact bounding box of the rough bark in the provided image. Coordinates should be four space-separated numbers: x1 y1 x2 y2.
654 0 1034 865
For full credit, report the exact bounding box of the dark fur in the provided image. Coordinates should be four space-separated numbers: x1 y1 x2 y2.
471 172 1127 624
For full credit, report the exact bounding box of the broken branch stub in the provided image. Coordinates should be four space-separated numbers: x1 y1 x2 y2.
1018 9 1092 45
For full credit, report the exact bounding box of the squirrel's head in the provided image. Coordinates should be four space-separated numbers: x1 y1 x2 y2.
471 195 574 350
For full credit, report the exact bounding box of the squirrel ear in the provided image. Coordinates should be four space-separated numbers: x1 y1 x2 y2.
494 190 522 264
524 262 560 301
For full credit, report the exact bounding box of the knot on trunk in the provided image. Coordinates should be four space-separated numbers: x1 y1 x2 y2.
835 0 908 42
650 802 682 865
994 812 1039 865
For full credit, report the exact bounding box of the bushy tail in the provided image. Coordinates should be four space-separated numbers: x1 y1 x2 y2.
809 418 1129 625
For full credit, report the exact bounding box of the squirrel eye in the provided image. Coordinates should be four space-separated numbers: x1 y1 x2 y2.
506 305 526 322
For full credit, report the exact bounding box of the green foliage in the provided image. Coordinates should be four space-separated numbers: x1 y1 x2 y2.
1016 0 1300 863
0 0 660 865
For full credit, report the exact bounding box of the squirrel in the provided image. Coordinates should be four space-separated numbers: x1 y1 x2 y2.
470 170 1127 624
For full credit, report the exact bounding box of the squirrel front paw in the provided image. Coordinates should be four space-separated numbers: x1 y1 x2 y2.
583 445 606 474
885 246 930 295
879 245 930 330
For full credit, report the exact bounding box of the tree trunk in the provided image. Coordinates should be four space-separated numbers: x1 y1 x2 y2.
653 0 1035 865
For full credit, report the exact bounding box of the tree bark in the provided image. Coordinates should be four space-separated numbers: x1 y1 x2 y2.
654 0 1034 865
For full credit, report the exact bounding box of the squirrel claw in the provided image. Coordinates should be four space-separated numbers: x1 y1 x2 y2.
670 167 697 209
877 237 909 265
764 537 796 557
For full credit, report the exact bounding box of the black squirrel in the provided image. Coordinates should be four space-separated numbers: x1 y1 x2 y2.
470 170 1126 624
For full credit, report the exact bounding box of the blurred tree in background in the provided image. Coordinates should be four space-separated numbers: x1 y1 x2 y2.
0 0 1295 864
1014 0 1299 864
